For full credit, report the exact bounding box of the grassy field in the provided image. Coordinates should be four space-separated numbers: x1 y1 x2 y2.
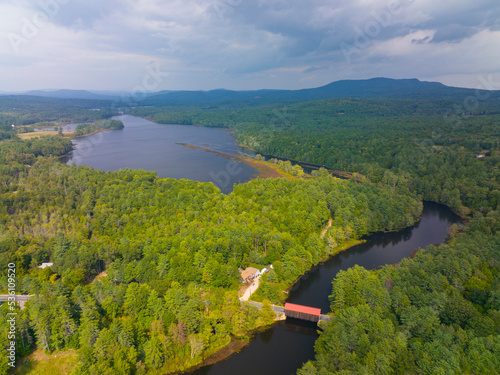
17 131 60 139
17 131 71 140
17 131 74 140
13 349 79 375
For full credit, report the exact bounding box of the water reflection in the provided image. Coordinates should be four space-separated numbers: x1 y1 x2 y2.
63 115 258 194
187 202 461 375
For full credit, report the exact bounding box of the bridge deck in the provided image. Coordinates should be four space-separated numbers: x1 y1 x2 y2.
246 301 332 323
284 302 321 322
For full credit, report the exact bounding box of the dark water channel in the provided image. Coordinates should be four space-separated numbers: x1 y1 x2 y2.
187 202 461 375
63 116 461 375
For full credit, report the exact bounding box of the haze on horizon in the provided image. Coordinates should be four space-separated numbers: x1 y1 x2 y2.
1 0 499 92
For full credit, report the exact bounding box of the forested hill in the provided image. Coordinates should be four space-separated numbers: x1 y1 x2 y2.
0 136 423 374
0 96 116 127
4 78 500 107
133 96 500 216
0 83 499 374
138 78 500 107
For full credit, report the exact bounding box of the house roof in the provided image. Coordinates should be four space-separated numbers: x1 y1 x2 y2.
241 267 259 280
38 263 54 269
284 302 321 316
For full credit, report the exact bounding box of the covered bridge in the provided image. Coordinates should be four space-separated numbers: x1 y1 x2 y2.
284 303 321 323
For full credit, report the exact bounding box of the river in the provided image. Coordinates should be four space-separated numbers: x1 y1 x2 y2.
186 202 461 375
64 115 461 375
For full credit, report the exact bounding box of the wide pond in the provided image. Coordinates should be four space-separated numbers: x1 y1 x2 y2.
64 115 461 375
63 115 257 194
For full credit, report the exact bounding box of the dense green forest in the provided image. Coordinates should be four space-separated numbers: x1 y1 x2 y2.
129 95 500 374
298 211 500 375
0 133 421 374
0 96 116 129
0 89 498 374
73 120 124 137
132 97 499 216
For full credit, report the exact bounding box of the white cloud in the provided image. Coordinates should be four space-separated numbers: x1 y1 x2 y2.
0 0 499 90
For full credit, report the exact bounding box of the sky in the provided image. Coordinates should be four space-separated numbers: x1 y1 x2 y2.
0 0 499 92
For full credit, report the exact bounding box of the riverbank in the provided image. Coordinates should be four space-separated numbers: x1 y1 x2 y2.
70 127 108 139
161 228 370 375
281 238 366 301
232 140 364 182
175 337 250 375
176 143 300 180
177 224 421 375
177 318 283 375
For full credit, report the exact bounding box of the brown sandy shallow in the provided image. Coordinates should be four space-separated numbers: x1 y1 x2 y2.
176 143 289 179
177 143 361 182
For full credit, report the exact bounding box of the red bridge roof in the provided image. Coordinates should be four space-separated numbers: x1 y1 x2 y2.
284 303 321 316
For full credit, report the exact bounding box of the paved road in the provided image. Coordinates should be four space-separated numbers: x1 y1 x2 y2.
239 278 260 301
247 300 284 314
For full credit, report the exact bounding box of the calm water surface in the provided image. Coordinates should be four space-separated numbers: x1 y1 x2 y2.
187 202 461 375
64 115 257 193
65 117 461 375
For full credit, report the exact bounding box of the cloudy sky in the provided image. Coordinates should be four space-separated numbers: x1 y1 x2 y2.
1 0 499 91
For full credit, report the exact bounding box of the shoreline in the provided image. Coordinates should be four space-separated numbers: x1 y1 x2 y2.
280 238 366 301
175 236 368 374
170 337 250 375
231 139 363 182
52 118 462 374
177 237 369 374
175 143 294 180
12 208 445 375
71 124 124 139
178 320 280 375
144 118 471 220
58 126 123 161
70 128 107 139
57 149 76 160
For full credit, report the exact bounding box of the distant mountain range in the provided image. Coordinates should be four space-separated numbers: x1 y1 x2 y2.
14 89 121 100
142 78 500 106
2 78 500 106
